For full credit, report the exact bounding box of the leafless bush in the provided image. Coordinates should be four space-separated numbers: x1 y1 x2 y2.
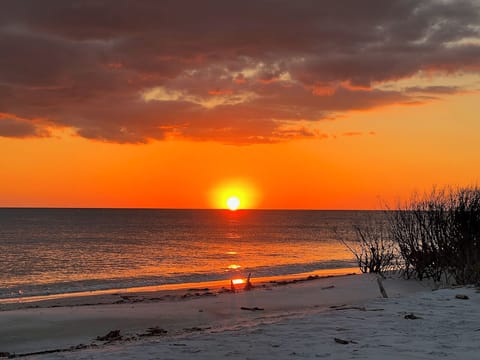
341 220 398 277
388 186 480 285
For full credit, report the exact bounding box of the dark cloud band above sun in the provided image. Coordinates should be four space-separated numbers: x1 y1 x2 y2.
0 0 479 144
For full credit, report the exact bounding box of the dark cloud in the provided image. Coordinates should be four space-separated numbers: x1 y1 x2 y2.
0 115 49 138
0 0 479 143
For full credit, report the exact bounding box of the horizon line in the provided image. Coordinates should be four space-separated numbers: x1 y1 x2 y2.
0 206 383 211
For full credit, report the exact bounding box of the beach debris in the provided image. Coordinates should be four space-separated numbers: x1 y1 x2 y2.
6 343 99 358
240 306 264 311
187 288 210 291
244 273 254 291
96 330 122 342
332 305 367 311
183 326 212 332
138 326 168 337
455 294 469 300
218 286 235 294
180 291 215 299
404 313 422 320
118 295 145 303
376 277 388 298
322 285 335 290
334 337 357 345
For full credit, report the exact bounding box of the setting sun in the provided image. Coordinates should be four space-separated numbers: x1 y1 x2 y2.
210 179 259 209
227 196 240 211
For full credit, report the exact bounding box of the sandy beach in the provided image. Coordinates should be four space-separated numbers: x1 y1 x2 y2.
1 273 478 359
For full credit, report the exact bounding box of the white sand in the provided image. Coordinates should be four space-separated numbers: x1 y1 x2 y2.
1 274 479 359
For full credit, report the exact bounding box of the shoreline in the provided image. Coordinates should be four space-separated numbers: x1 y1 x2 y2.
0 267 359 308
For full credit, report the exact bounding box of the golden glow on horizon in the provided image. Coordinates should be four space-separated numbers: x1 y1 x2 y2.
210 180 259 209
227 196 240 211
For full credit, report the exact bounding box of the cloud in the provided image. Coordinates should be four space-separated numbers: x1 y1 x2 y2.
404 85 461 94
0 114 50 138
0 0 479 144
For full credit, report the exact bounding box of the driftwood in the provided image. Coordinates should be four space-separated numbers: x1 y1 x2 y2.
96 330 122 342
332 305 367 311
138 326 167 337
7 344 93 358
330 305 384 312
376 277 388 298
183 326 212 332
404 313 422 320
455 294 469 300
240 306 264 311
334 337 357 345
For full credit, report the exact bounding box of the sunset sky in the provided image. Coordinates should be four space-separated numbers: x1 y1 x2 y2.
1 0 479 209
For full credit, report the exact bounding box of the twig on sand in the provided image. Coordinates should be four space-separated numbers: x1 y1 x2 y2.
8 344 92 358
183 326 212 332
404 313 422 320
240 306 264 311
329 305 384 312
332 305 367 311
334 337 358 345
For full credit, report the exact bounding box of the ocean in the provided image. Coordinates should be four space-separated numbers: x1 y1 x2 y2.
0 209 377 300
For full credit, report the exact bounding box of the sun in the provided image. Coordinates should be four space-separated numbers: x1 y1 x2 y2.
227 196 240 211
210 179 259 209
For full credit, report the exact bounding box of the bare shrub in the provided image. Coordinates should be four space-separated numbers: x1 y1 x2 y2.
448 188 480 284
341 219 397 277
388 186 480 285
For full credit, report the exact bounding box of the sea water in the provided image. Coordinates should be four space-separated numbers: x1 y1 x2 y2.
0 209 379 299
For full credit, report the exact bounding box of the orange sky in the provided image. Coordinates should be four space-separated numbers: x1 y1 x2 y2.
1 1 479 209
1 91 479 209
